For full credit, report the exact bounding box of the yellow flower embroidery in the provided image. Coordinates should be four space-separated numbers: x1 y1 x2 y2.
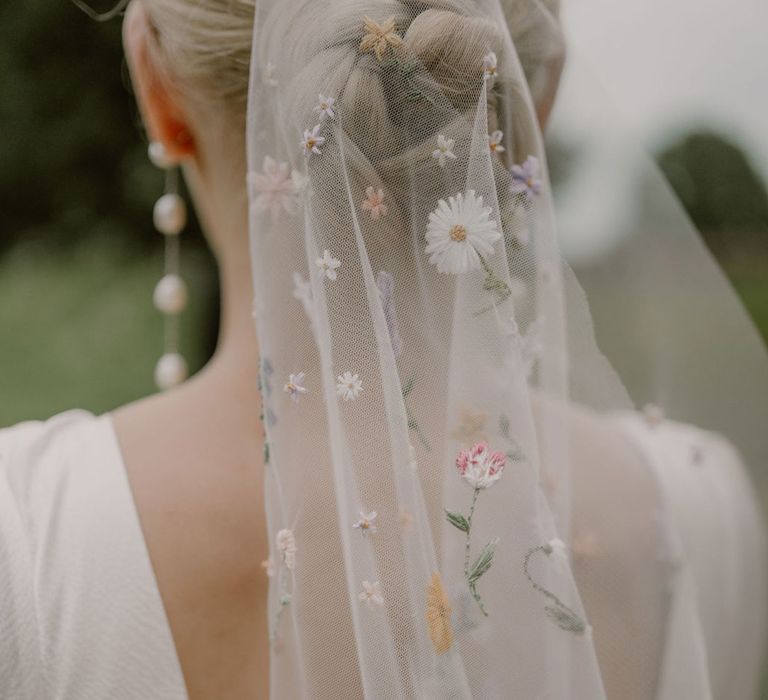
359 16 403 61
426 572 453 654
450 405 488 446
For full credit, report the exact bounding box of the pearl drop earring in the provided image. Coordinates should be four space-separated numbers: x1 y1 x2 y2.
149 141 189 391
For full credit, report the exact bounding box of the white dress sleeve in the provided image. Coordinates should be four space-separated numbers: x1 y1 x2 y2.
614 413 767 700
0 410 188 700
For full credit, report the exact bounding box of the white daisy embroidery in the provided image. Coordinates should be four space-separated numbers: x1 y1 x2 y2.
483 51 498 84
352 511 378 536
276 529 297 570
301 124 326 157
361 186 388 221
264 61 279 87
359 580 384 609
488 130 505 154
432 135 457 168
248 156 296 219
336 372 363 401
425 190 501 274
313 94 336 121
315 249 341 281
284 372 308 403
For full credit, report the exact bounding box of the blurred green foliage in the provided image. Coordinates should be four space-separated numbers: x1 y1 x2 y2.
657 130 768 259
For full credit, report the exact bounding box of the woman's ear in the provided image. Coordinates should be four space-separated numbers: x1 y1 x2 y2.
123 0 196 162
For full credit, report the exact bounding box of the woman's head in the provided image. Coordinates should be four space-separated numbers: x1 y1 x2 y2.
125 0 563 176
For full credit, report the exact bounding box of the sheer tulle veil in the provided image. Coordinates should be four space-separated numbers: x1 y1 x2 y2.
245 1 768 697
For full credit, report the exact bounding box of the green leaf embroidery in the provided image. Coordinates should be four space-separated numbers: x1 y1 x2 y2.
545 605 587 636
468 538 499 584
445 510 470 533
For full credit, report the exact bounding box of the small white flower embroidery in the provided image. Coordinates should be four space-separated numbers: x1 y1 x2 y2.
425 190 501 274
483 52 498 84
276 529 297 570
264 61 279 87
292 272 313 317
359 16 403 62
301 124 326 157
488 130 505 154
261 557 276 577
352 511 378 535
248 156 296 219
361 186 388 221
336 372 363 401
284 372 308 403
313 94 336 121
432 135 457 168
359 580 384 609
315 249 341 281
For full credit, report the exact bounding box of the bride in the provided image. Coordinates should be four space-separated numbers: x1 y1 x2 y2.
1 0 766 698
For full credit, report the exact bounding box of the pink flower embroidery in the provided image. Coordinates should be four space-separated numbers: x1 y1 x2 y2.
361 186 388 221
455 442 506 489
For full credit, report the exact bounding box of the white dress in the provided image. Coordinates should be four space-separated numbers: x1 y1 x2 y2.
0 409 763 699
0 410 188 700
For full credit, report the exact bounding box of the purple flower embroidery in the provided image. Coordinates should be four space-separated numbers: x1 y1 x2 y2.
376 271 403 359
509 156 542 199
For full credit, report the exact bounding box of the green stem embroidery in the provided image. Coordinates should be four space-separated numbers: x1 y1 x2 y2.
447 487 497 617
270 566 292 645
474 256 513 316
523 545 587 636
402 374 431 451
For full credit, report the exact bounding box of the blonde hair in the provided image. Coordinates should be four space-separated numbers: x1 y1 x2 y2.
141 0 562 124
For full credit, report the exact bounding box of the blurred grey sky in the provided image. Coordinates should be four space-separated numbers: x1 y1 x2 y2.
550 0 768 263
563 0 768 178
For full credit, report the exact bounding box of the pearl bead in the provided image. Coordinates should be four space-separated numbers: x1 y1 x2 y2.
155 353 188 391
148 141 174 170
153 193 187 236
153 274 188 315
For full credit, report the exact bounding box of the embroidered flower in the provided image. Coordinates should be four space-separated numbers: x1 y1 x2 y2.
483 51 498 84
456 442 506 489
315 249 341 281
450 406 488 447
376 271 403 358
432 135 457 168
425 190 501 274
361 186 388 221
488 130 505 154
261 557 276 577
426 572 454 654
264 61 279 87
336 372 363 401
283 372 308 403
276 529 296 570
292 272 313 317
359 580 384 609
353 511 378 536
248 156 297 219
313 94 336 121
359 16 403 61
301 124 326 157
510 156 542 199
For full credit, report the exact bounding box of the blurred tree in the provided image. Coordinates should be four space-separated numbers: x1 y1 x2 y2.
0 0 219 356
656 130 768 258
